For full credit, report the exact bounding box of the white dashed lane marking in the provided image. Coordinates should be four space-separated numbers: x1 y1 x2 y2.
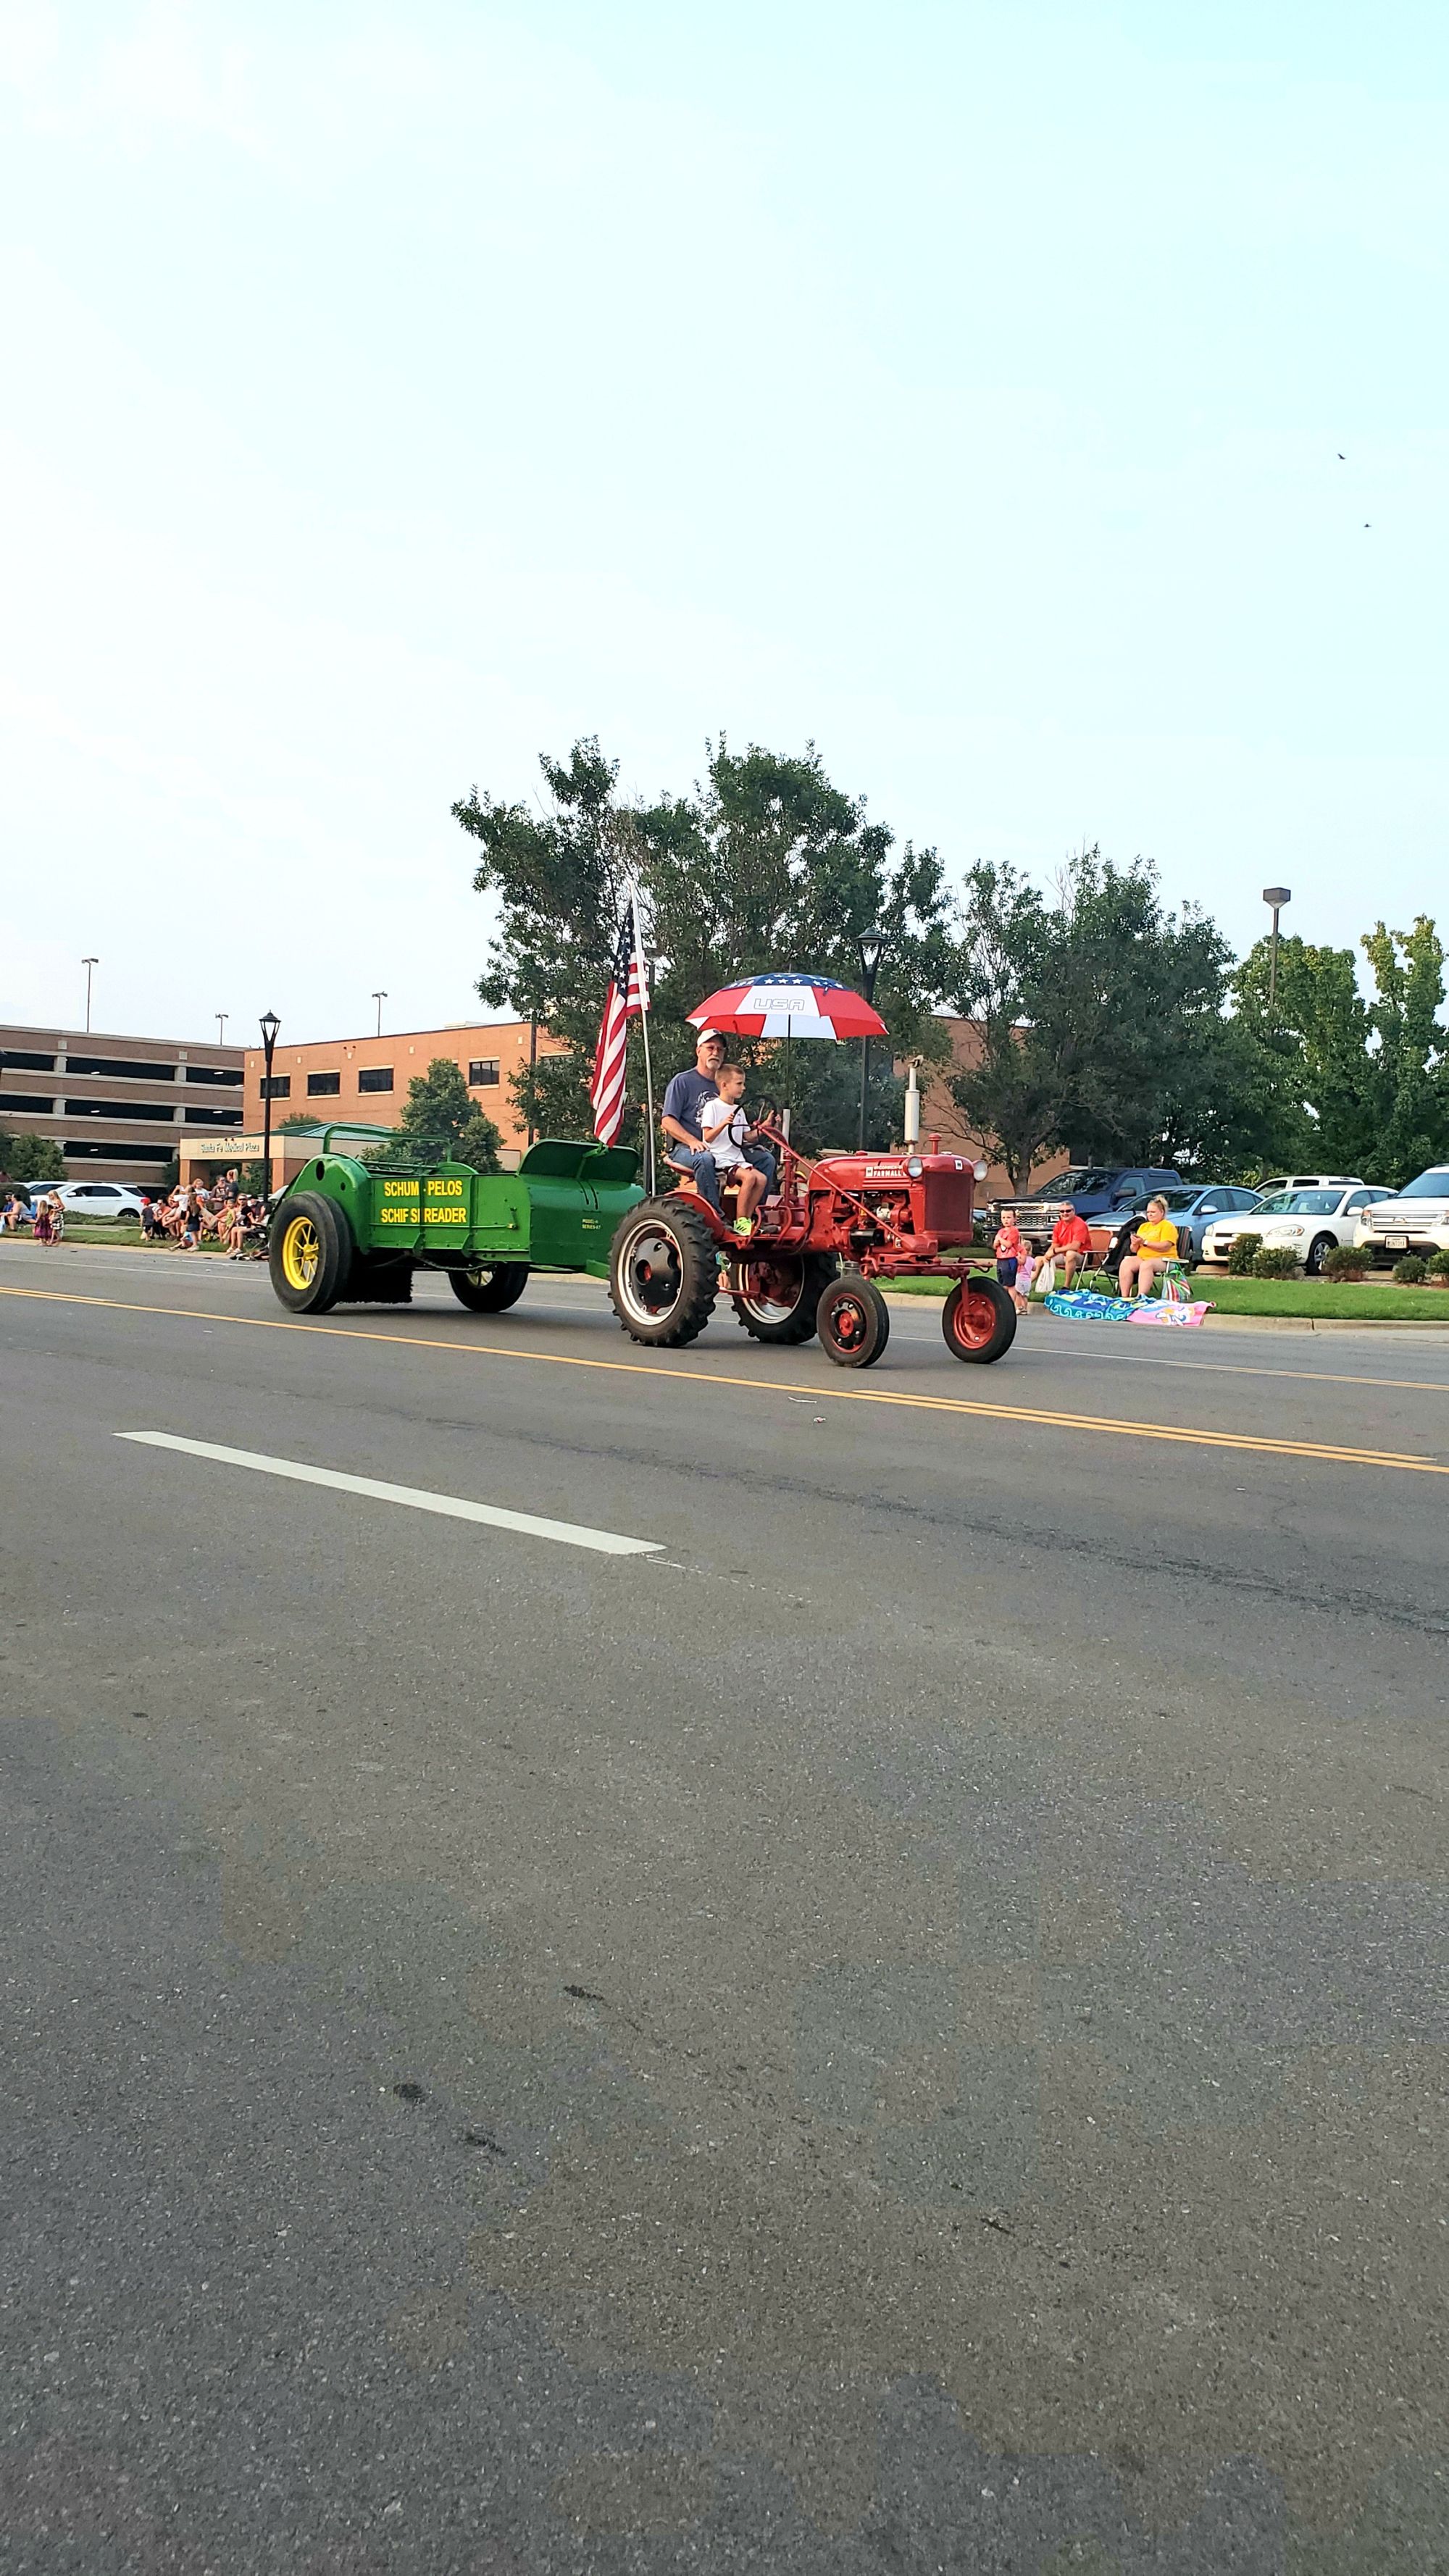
115 1431 662 1557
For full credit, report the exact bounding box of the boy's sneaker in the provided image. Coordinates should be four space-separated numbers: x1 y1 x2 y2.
733 1217 753 1237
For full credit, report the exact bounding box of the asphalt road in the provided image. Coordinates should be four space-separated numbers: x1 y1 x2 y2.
2 1241 1446 2575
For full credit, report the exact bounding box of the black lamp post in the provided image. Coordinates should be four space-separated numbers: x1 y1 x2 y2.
1262 887 1291 1008
856 930 893 1150
259 1011 280 1201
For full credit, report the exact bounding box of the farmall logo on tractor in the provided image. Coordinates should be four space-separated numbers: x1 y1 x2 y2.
864 1163 906 1181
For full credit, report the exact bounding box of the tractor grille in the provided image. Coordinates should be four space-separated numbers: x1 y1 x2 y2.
919 1166 975 1243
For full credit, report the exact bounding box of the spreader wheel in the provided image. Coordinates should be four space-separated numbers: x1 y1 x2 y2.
732 1251 837 1345
449 1262 529 1313
269 1192 352 1315
609 1197 719 1347
942 1275 1016 1364
817 1271 890 1368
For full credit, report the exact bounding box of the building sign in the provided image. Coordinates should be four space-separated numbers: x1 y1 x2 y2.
178 1132 262 1157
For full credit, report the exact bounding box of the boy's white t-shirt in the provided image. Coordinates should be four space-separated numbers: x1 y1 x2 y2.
701 1092 749 1167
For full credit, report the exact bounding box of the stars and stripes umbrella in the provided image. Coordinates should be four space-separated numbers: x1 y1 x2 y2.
686 973 888 1041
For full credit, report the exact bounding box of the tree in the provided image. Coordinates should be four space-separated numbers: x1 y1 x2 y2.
1231 934 1374 1174
456 736 956 1155
0 1127 65 1186
1231 917 1449 1186
380 1057 501 1171
946 849 1235 1184
1361 916 1448 1185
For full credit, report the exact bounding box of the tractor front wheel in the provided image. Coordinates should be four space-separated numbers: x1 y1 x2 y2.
942 1275 1016 1363
817 1272 890 1368
450 1262 529 1313
732 1251 837 1344
269 1192 352 1315
609 1199 719 1347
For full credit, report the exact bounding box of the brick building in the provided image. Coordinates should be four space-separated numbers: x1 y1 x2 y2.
241 1019 564 1164
0 1021 245 1183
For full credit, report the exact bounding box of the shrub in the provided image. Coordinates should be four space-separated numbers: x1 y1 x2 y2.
0 1126 65 1186
1323 1242 1371 1281
1251 1245 1302 1279
1227 1231 1261 1275
1392 1254 1428 1284
1427 1248 1449 1283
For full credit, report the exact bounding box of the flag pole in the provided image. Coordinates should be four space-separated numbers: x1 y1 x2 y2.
629 880 656 1197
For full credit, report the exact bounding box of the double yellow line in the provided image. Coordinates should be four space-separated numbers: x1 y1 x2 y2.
3 1281 1446 1479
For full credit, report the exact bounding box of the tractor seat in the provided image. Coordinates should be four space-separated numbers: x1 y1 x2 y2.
666 1155 740 1210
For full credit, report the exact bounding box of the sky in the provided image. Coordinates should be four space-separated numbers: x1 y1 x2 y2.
2 0 1446 1047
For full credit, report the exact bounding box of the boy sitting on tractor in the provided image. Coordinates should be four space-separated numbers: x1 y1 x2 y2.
700 1063 767 1236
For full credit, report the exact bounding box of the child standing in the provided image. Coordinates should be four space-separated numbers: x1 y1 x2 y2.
993 1213 1029 1313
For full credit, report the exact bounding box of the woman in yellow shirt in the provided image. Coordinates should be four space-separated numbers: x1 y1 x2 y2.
1119 1197 1179 1298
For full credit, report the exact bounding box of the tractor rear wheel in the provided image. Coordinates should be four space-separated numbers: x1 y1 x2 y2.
732 1251 837 1344
270 1192 352 1315
450 1262 529 1313
817 1271 890 1368
609 1198 719 1347
942 1275 1016 1363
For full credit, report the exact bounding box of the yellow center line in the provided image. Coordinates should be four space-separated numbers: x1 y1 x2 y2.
3 1280 1446 1477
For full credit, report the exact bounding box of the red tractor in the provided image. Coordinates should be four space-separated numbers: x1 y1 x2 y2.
607 1121 1016 1368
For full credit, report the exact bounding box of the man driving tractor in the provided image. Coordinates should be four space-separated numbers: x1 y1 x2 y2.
660 1029 775 1215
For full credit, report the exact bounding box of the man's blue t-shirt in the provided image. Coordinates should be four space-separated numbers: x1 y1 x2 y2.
661 1067 719 1145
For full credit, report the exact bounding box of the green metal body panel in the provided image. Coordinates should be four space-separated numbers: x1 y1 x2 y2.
280 1136 643 1281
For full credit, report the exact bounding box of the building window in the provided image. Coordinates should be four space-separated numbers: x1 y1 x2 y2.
1 1092 56 1114
259 1074 291 1100
186 1065 243 1087
358 1066 393 1093
1 1049 55 1072
468 1058 501 1087
306 1071 341 1097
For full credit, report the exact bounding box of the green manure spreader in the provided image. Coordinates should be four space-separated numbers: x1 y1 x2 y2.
268 1130 644 1316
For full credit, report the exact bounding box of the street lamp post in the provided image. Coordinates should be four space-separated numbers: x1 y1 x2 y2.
856 930 893 1150
1262 887 1292 1007
259 1011 281 1203
82 958 98 1032
372 990 387 1037
216 1013 227 1047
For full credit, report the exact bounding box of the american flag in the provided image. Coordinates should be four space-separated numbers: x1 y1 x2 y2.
589 898 648 1145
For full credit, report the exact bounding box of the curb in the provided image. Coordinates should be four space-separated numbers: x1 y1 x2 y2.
880 1289 1449 1334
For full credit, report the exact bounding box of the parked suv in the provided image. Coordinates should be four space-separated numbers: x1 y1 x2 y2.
1354 1166 1449 1262
1202 1181 1387 1275
41 1181 151 1220
996 1163 1183 1248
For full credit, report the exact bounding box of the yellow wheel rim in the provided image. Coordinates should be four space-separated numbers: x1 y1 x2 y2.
282 1214 320 1291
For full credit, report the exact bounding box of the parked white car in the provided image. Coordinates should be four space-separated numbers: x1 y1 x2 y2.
41 1181 150 1220
1201 1182 1388 1275
1354 1166 1449 1261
